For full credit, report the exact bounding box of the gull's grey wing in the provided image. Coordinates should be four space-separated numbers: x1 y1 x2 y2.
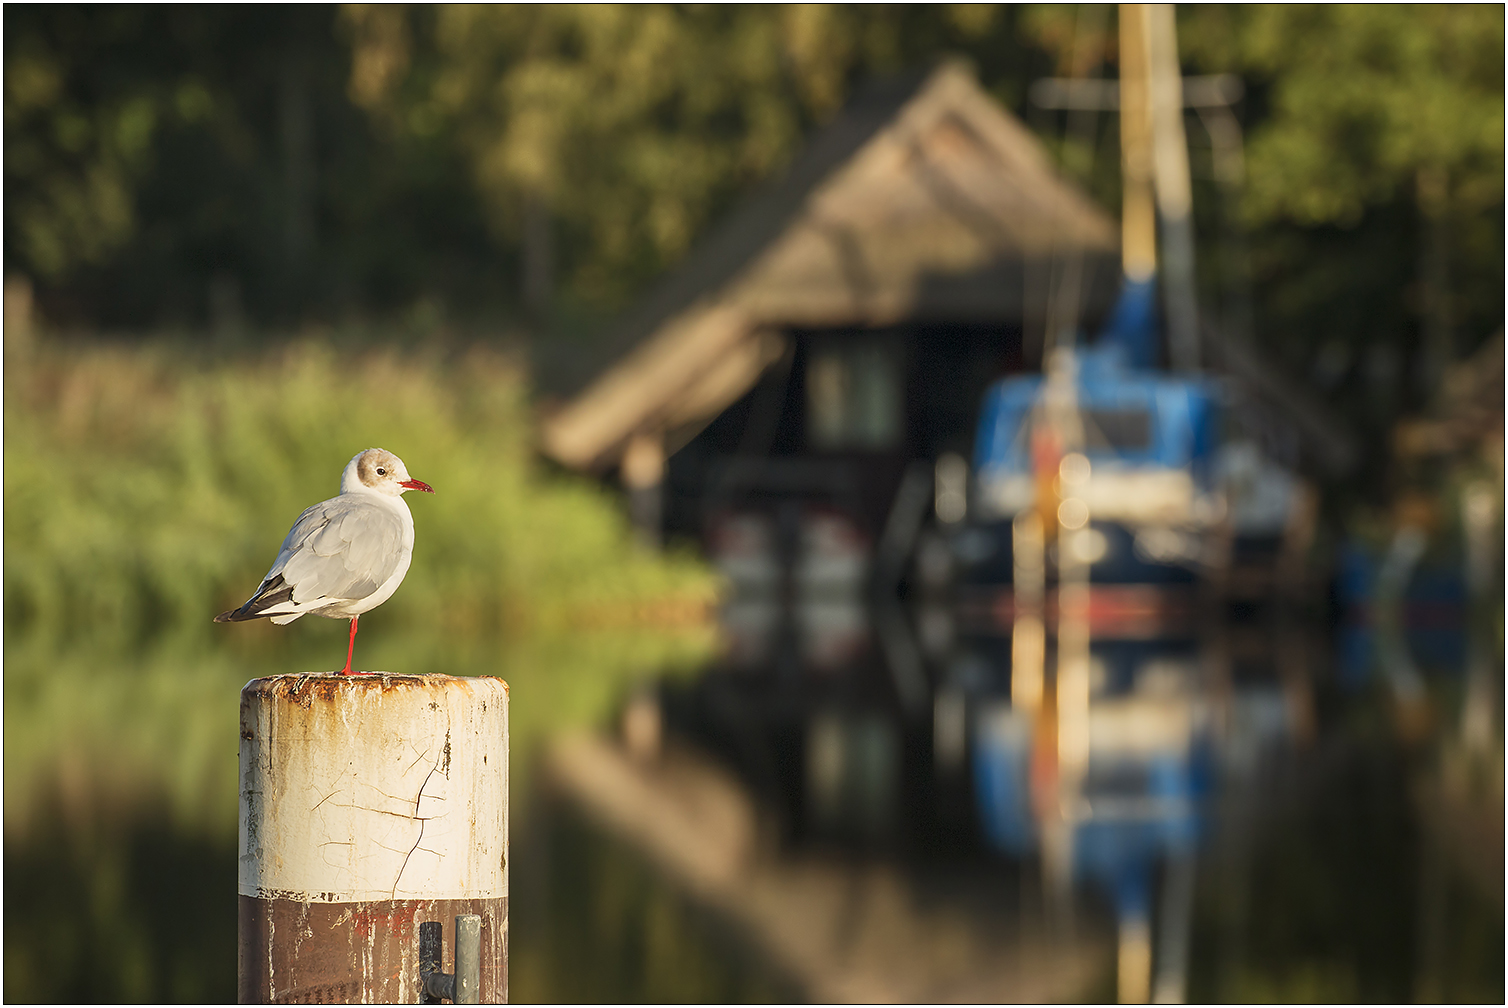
271 496 405 607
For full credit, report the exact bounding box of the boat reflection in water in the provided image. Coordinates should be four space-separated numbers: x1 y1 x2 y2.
951 340 1239 1004
548 449 1502 1002
544 336 1498 1001
619 348 1316 1002
644 473 1294 1002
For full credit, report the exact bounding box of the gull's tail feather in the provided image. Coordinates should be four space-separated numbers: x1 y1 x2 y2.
214 574 296 623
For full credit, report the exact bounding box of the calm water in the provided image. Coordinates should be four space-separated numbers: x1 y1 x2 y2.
4 587 1501 1002
622 586 1503 1003
2 621 717 1003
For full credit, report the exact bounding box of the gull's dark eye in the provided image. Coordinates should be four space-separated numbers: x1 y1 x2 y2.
376 467 386 476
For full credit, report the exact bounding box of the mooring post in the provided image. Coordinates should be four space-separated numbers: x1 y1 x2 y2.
238 673 509 1003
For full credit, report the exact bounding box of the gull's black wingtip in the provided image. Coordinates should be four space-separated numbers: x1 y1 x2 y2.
216 574 293 623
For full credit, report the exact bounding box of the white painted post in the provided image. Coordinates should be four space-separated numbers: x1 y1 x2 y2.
238 673 509 1004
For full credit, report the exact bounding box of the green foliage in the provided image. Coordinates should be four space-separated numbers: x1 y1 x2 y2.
1179 4 1504 228
6 5 1052 328
346 4 1020 308
5 339 714 642
1181 5 1504 464
3 6 500 328
3 337 719 838
4 9 157 277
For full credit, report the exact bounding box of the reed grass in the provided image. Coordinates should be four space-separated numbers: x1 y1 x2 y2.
5 338 715 643
3 336 720 838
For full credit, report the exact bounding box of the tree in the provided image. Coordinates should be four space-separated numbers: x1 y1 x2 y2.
7 4 1046 330
1180 5 1502 229
342 5 1031 311
1178 4 1504 408
3 5 497 330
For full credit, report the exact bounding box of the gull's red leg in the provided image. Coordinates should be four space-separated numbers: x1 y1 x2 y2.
339 616 359 675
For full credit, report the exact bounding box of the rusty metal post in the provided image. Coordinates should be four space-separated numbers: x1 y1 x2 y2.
239 673 509 1003
419 921 446 1004
455 914 481 1004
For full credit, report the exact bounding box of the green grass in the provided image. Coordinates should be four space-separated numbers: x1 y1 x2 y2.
3 336 720 840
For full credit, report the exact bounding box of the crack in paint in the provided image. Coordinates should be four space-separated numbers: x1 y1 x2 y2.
391 710 452 899
371 839 418 856
358 780 438 806
391 762 441 897
404 744 434 774
320 840 357 872
323 801 440 820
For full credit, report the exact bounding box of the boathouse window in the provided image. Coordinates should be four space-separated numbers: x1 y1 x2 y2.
807 342 902 451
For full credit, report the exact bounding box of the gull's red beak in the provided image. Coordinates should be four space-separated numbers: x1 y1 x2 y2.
399 479 434 493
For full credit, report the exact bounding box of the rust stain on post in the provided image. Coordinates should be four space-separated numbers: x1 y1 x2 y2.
238 673 509 1004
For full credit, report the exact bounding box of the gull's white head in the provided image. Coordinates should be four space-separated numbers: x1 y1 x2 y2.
341 448 434 497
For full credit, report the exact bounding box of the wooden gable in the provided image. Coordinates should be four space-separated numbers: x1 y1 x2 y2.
541 61 1118 472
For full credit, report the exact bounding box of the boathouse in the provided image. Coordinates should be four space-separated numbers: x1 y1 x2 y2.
539 61 1120 559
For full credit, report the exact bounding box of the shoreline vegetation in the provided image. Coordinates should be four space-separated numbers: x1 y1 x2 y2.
3 334 720 1000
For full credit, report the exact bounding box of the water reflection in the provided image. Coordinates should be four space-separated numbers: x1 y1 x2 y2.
577 507 1505 1003
6 518 1500 1002
2 622 717 1004
512 799 799 1003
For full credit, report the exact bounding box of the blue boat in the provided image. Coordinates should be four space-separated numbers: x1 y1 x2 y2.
953 279 1280 1001
951 280 1226 633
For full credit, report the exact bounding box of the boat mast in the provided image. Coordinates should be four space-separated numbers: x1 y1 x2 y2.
1120 3 1200 371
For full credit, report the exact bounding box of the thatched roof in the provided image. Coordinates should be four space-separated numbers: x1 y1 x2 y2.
541 60 1119 472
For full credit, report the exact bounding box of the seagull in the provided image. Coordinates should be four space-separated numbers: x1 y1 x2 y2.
214 448 434 675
